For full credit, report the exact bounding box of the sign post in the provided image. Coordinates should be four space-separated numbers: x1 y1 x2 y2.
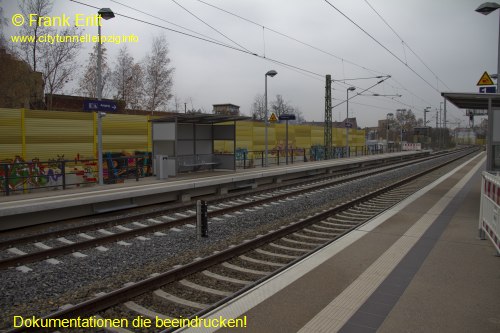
477 71 496 93
279 114 296 164
84 100 118 112
477 71 495 86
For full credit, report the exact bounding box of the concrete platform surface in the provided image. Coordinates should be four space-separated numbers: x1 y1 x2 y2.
176 152 500 333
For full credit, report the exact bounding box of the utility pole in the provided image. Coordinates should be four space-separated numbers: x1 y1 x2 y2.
439 102 443 148
436 110 439 149
324 75 332 159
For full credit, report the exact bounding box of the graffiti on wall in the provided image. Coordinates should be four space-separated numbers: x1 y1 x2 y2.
103 151 152 184
0 155 97 193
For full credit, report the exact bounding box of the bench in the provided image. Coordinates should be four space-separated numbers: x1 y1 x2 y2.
178 161 220 172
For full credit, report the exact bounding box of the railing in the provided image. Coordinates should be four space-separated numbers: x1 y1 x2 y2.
479 172 500 254
235 146 385 169
0 155 152 196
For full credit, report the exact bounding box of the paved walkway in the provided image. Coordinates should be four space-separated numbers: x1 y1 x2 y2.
178 152 500 333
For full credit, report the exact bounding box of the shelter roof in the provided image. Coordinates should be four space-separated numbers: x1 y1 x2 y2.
151 113 250 124
441 92 500 109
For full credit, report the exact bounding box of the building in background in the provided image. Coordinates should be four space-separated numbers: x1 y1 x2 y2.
0 47 43 109
213 104 240 116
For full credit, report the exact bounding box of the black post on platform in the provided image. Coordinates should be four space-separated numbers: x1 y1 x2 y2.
61 160 66 190
3 164 9 196
197 200 208 239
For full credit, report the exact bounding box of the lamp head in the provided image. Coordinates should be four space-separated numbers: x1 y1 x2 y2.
266 70 277 77
348 87 356 91
98 8 115 20
475 2 500 15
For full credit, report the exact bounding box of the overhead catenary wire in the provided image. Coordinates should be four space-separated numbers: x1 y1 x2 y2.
193 0 389 77
70 0 429 121
331 76 391 109
108 0 231 47
69 0 324 81
170 0 253 53
192 0 434 113
363 0 451 91
322 0 441 94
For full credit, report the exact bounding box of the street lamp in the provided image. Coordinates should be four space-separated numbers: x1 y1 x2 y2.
386 112 394 153
476 2 500 92
346 87 356 157
424 107 431 127
264 70 277 167
97 8 114 185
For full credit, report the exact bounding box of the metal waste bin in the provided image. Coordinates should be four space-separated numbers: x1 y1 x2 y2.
155 155 168 179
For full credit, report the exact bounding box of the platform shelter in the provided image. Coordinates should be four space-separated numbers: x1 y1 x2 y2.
442 92 500 172
151 113 249 176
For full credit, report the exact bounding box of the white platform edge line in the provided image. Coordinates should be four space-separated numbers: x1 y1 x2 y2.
297 154 485 333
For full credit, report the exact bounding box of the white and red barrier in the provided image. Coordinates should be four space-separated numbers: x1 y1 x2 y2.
479 172 500 254
402 143 421 151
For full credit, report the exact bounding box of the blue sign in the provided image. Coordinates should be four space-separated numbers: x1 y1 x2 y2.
84 100 118 112
479 86 496 93
345 122 353 128
279 114 296 121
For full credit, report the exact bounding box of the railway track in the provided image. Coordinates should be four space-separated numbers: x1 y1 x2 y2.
0 149 468 272
0 150 469 271
3 148 480 333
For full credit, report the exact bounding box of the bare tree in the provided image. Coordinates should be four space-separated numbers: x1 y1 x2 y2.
78 44 112 98
396 109 417 128
271 94 295 117
15 0 81 107
143 35 174 112
292 107 306 124
112 45 135 107
18 0 52 73
44 26 82 108
251 94 266 120
0 0 7 48
127 63 144 110
252 94 305 122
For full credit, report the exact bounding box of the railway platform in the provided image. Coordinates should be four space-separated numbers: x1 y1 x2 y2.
0 151 426 231
179 152 500 333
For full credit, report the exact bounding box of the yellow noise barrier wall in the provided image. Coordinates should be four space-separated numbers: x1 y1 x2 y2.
0 108 151 161
213 121 366 156
0 109 366 161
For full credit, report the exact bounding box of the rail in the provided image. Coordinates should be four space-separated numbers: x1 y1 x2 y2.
0 155 152 196
479 171 500 254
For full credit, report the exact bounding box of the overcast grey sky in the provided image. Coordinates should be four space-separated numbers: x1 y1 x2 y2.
3 0 498 127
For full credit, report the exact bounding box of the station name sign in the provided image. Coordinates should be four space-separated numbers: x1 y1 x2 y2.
84 100 118 112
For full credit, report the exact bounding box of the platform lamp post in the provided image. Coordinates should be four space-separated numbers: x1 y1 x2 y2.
386 112 394 153
476 2 500 93
96 8 114 185
346 87 356 157
264 70 277 167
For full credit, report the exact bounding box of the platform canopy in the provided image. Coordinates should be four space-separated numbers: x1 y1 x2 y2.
441 92 500 172
441 92 500 109
151 113 250 124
